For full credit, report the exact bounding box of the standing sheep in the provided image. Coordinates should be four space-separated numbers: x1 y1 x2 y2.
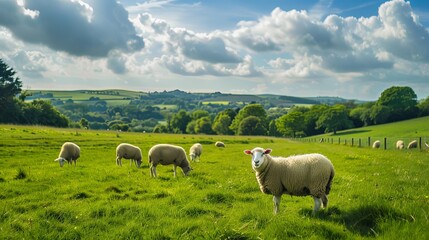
116 143 142 168
55 142 80 167
244 147 335 215
407 140 418 149
396 140 404 150
372 140 381 149
189 143 203 162
215 141 225 148
148 144 192 177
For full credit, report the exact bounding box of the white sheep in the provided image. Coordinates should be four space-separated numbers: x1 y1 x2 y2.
244 147 335 215
396 140 404 150
189 143 202 162
407 140 417 149
54 142 80 167
215 141 225 148
372 140 381 148
116 143 143 168
148 144 192 177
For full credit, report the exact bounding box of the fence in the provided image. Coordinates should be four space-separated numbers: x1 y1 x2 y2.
300 136 429 151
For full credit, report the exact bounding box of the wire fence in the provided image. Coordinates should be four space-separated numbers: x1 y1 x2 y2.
299 136 429 151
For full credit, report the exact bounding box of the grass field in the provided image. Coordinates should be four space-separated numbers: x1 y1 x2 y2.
308 116 429 150
0 124 428 239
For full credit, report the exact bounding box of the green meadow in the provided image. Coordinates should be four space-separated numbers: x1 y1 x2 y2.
0 124 428 239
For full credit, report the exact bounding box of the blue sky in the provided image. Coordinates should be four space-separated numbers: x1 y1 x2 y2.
0 0 428 100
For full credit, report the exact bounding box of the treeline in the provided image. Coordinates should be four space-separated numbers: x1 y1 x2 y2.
150 86 429 137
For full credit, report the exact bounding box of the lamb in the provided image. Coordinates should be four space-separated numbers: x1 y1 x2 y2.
407 140 418 149
54 142 80 167
244 147 335 215
148 144 192 177
215 141 225 148
189 143 202 162
116 143 142 168
372 140 381 149
396 140 404 150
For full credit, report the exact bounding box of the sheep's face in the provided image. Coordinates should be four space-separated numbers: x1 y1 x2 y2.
55 157 67 167
136 159 142 168
182 166 192 176
189 153 196 161
244 148 271 169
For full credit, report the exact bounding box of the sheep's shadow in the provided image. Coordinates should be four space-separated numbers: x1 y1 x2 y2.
300 204 413 237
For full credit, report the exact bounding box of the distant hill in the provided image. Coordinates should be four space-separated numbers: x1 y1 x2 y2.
27 89 359 108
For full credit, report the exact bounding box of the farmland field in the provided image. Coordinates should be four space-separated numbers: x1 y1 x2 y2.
0 124 428 239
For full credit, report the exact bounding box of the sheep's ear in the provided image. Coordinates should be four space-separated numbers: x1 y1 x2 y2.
264 149 272 154
244 150 252 155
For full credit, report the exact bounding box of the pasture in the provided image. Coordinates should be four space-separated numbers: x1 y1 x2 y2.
0 124 428 239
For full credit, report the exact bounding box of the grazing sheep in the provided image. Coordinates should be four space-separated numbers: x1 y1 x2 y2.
148 144 192 177
372 140 381 149
396 140 404 150
116 143 142 168
407 140 418 149
244 147 335 215
215 141 225 148
189 143 202 162
55 142 80 167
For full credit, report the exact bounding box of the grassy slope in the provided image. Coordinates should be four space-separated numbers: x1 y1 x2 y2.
0 125 428 239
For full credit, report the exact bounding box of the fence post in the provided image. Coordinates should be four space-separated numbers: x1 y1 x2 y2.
384 137 387 150
419 137 422 151
338 138 340 144
352 138 354 147
359 138 361 148
368 137 371 147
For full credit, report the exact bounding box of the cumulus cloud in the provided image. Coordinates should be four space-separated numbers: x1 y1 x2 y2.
0 0 144 58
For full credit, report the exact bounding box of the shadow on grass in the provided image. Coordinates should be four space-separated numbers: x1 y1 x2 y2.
300 204 414 237
332 130 371 136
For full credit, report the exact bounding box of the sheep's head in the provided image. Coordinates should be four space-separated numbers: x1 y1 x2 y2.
244 147 271 169
136 158 142 168
54 157 67 167
182 166 192 176
189 153 196 161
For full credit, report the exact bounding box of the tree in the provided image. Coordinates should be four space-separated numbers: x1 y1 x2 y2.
377 86 418 122
237 116 266 136
303 104 329 136
170 110 191 133
268 120 281 137
0 59 22 102
369 105 391 125
230 104 267 134
80 118 90 129
212 113 232 135
417 96 429 117
195 116 213 134
191 110 209 120
316 105 353 135
276 111 305 137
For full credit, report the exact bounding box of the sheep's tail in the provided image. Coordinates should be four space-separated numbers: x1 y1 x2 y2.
325 168 335 195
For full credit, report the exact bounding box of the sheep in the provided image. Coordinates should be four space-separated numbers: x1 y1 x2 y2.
244 147 335 215
396 140 404 150
54 142 80 167
148 144 192 177
189 143 202 162
372 140 381 149
215 141 225 148
407 140 418 149
116 143 142 168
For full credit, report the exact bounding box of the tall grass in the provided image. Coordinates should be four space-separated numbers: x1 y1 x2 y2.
0 124 428 239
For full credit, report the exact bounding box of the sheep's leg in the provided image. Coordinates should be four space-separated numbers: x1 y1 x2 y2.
150 165 157 177
321 195 328 208
173 165 177 177
273 195 281 214
116 157 122 166
312 197 322 216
